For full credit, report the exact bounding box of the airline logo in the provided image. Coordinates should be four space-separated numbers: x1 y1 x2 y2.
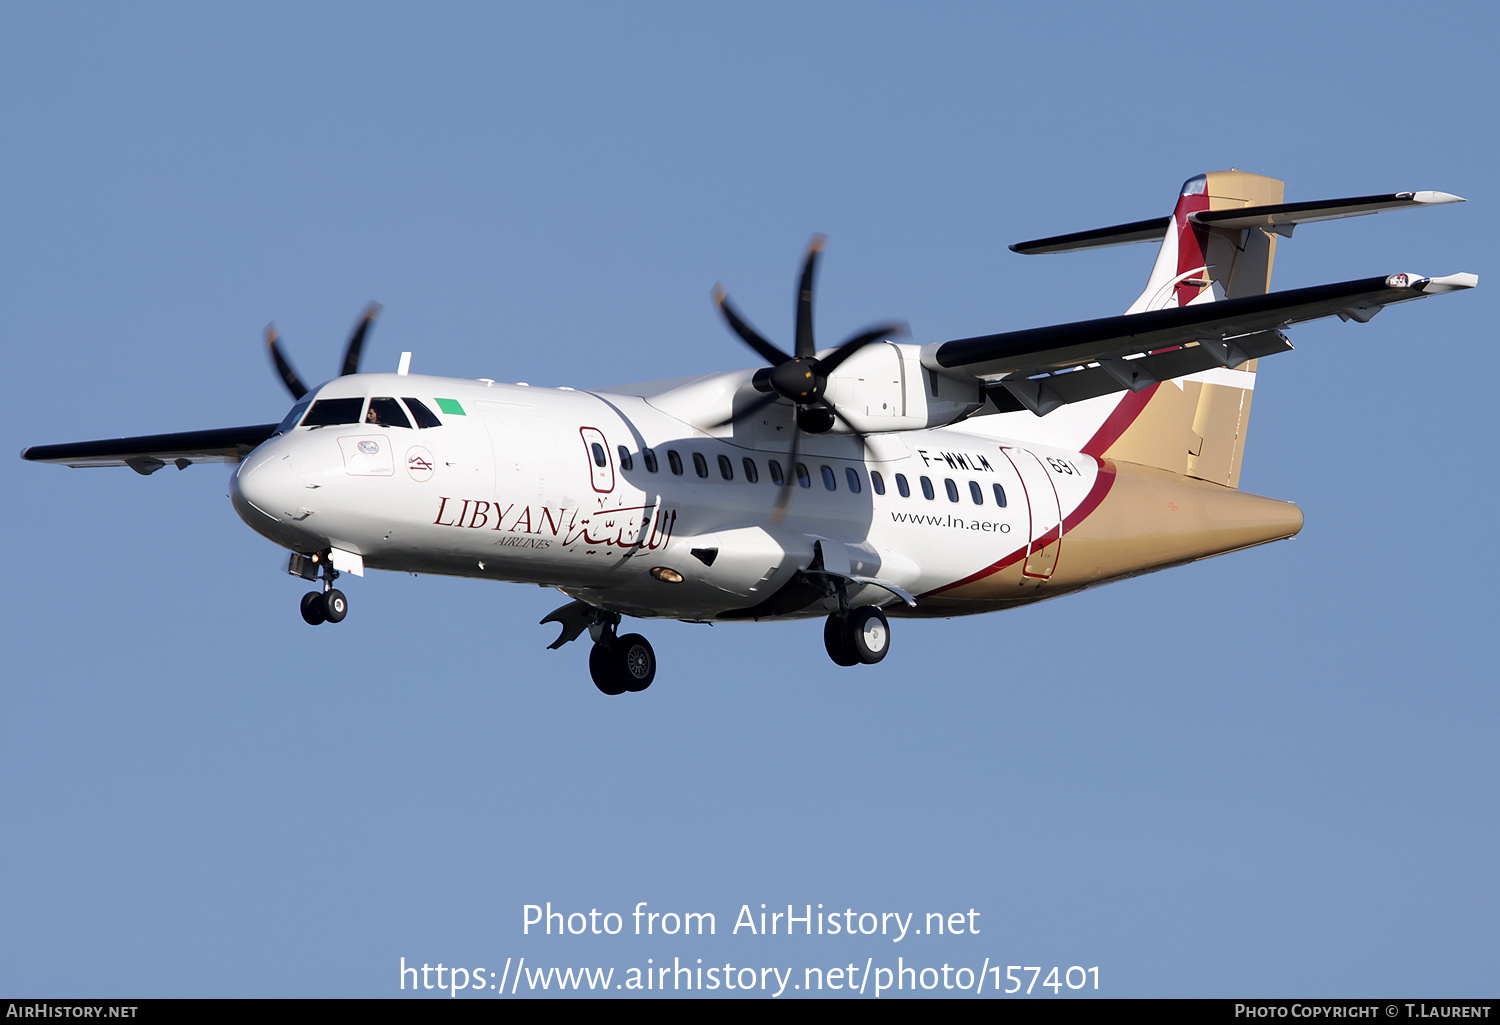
406 446 435 482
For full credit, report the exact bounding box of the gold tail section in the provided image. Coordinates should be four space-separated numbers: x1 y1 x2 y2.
1101 171 1285 489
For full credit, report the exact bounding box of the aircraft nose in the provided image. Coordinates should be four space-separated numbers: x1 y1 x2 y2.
231 446 307 527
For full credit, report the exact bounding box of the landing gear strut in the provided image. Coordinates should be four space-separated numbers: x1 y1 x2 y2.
291 551 347 626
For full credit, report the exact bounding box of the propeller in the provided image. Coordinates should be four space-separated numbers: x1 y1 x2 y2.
265 302 383 401
712 236 907 519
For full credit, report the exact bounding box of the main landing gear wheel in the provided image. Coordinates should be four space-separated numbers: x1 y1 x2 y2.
300 591 327 626
824 614 859 667
824 606 890 666
848 606 889 664
589 643 626 695
589 633 656 695
615 634 656 692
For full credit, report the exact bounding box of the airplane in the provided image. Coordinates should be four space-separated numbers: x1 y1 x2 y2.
23 171 1477 695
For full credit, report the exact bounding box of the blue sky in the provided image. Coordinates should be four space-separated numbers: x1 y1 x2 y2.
2 1 1495 998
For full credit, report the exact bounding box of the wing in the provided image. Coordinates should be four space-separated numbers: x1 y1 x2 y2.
21 424 278 475
922 272 1477 416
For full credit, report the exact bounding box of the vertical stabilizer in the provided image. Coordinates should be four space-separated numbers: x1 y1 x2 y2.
1100 171 1284 488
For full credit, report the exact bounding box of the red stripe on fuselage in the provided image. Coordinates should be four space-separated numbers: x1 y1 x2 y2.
1082 384 1157 457
920 457 1118 598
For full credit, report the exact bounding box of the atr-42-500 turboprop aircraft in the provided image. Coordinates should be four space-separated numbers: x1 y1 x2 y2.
24 172 1477 694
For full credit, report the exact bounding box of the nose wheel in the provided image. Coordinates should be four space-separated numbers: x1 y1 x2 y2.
824 605 890 666
291 551 349 626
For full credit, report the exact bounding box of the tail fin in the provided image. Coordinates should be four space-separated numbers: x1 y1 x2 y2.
1101 171 1284 487
1003 175 1464 487
1127 171 1285 312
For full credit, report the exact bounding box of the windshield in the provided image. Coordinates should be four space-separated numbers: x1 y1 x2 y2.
275 399 311 434
301 397 365 427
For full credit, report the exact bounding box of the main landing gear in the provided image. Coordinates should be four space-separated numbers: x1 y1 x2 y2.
824 605 890 666
289 551 348 626
588 626 656 696
541 600 656 696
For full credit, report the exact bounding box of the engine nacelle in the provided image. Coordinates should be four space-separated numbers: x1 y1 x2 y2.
820 341 983 433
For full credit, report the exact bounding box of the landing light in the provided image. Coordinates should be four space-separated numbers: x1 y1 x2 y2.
650 567 684 583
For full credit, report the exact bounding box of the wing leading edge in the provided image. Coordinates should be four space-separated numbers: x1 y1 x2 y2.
22 424 278 474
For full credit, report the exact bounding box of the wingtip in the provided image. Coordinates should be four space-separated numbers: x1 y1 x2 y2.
711 282 727 305
1412 191 1466 205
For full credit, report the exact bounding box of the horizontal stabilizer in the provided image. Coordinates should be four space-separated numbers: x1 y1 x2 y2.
1192 191 1465 236
1012 191 1463 254
1010 217 1171 255
928 271 1476 390
22 424 277 474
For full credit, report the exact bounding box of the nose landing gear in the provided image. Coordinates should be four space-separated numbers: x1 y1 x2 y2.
290 551 349 626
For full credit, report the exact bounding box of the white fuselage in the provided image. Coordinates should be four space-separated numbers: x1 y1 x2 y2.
230 371 1109 622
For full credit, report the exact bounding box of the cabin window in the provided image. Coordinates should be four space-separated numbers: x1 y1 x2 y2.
795 463 811 488
845 467 863 493
718 454 734 480
769 460 785 486
870 470 885 495
895 473 910 498
617 446 634 471
402 398 443 429
992 483 1007 508
944 478 960 502
693 452 709 478
643 448 658 473
920 476 935 500
969 481 984 505
668 450 683 475
742 458 759 483
367 397 412 428
301 397 364 427
591 442 608 467
821 465 837 491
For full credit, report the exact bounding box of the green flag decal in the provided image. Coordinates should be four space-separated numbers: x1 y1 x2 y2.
435 398 465 415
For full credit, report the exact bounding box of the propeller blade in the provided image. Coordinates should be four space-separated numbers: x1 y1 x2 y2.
770 412 802 524
708 389 782 430
819 320 910 374
265 324 308 400
340 302 382 378
714 284 792 366
794 234 826 359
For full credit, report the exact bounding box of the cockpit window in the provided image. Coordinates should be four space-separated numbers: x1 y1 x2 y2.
301 397 365 427
402 398 443 429
275 399 311 434
367 397 412 428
